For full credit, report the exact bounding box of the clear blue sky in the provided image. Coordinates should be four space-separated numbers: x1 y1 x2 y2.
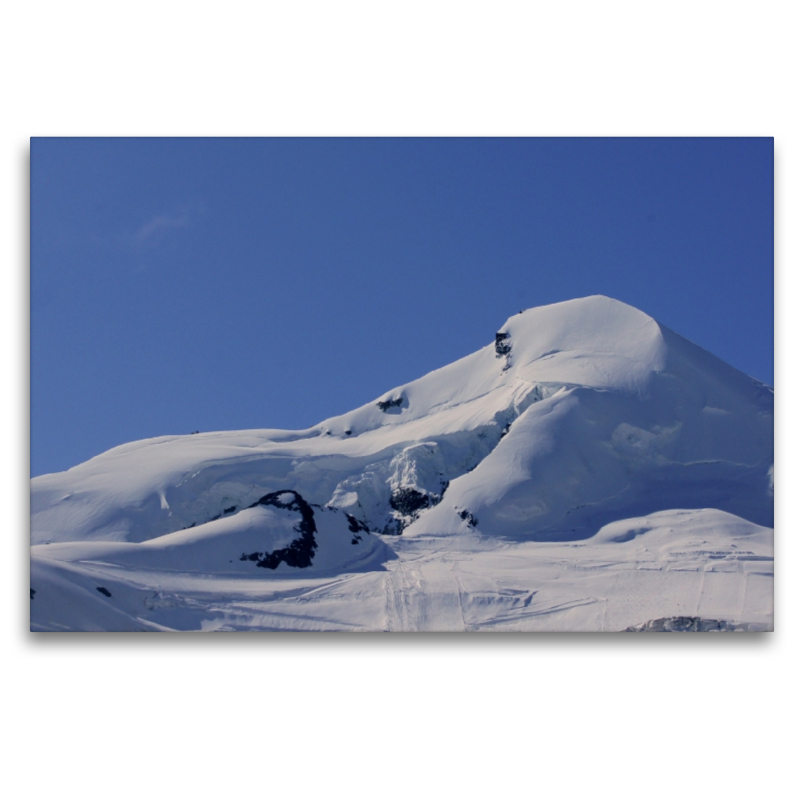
31 137 773 477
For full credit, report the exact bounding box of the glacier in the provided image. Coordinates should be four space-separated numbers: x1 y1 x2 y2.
30 296 774 631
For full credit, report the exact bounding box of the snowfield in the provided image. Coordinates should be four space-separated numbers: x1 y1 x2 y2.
30 296 773 631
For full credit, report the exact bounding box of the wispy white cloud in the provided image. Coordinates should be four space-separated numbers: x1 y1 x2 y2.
135 208 192 246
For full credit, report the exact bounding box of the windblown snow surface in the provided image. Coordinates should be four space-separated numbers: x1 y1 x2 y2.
30 296 774 632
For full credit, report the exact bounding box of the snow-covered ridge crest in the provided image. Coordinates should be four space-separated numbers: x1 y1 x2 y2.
31 295 772 551
494 294 667 391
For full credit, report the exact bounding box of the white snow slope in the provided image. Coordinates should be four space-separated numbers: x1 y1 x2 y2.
30 296 774 632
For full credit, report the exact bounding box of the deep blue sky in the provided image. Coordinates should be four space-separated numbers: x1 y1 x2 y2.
31 137 773 477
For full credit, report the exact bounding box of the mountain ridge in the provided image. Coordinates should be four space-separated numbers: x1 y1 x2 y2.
31 295 773 546
30 295 774 632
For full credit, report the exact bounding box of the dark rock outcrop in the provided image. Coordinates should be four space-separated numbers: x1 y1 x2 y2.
458 508 478 528
495 332 512 357
241 490 318 569
390 487 430 516
377 396 404 412
383 485 449 535
345 513 369 534
625 616 740 632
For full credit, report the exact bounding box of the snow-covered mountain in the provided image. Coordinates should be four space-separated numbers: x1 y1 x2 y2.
30 296 774 632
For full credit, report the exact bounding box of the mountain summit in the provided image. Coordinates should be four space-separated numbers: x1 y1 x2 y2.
30 296 774 632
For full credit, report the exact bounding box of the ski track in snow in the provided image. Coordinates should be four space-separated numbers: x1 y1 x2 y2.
30 515 773 631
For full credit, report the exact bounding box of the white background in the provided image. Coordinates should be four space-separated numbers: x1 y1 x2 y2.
4 3 796 798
